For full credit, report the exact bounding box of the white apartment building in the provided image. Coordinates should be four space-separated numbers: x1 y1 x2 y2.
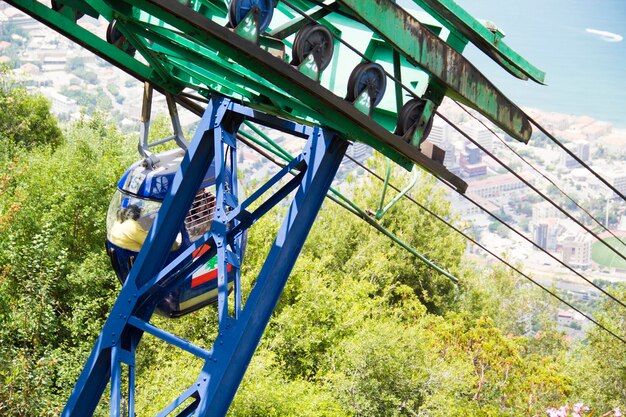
427 118 451 147
532 201 562 221
561 235 592 269
467 172 532 199
560 140 590 169
605 168 626 196
464 122 494 154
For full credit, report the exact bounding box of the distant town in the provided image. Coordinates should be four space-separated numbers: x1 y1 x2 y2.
2 4 625 338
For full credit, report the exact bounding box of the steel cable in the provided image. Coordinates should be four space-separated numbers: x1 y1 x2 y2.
342 153 626 345
436 109 626 275
453 101 626 246
527 113 626 201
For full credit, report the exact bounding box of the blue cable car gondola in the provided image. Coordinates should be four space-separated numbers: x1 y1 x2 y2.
105 148 245 317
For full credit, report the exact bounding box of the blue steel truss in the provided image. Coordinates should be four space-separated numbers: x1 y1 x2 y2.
62 97 348 417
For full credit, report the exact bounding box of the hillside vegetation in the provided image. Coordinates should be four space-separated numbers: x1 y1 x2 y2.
0 75 624 416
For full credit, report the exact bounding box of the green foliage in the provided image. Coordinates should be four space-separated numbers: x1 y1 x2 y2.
61 85 112 114
65 56 84 72
489 220 511 237
106 83 124 104
0 68 61 150
566 285 626 409
0 24 28 67
0 97 622 415
304 159 465 315
0 112 136 416
73 66 99 84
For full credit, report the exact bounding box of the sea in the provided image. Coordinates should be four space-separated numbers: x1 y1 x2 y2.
402 0 626 127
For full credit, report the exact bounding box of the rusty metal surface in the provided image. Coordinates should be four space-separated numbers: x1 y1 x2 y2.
414 0 545 84
336 0 533 143
138 0 468 192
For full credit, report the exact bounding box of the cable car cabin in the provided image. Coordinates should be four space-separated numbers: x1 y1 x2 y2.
105 148 243 318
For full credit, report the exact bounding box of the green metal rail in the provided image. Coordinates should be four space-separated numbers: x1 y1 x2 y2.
6 0 544 192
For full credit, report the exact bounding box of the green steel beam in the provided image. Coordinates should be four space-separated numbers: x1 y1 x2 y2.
335 0 533 143
130 0 467 191
52 0 99 18
193 0 228 19
412 0 546 84
126 20 273 99
137 19 322 117
269 3 338 39
8 0 476 190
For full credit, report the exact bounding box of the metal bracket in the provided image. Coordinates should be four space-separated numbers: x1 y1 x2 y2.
233 6 260 44
352 88 375 116
372 159 419 220
138 82 189 169
297 52 321 81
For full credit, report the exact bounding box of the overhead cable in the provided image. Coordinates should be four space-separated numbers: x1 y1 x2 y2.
436 110 626 267
454 101 626 246
344 154 626 345
527 113 626 201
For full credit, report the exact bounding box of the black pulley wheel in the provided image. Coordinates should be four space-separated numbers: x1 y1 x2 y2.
395 97 434 138
228 0 275 33
51 0 84 20
345 62 387 107
291 24 334 71
106 20 136 56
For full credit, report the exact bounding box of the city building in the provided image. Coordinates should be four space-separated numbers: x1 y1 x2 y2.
447 193 497 218
561 234 592 269
605 167 626 196
2 7 39 31
560 140 590 169
533 222 548 249
581 121 612 139
464 121 494 154
557 310 574 327
427 118 451 147
42 55 67 72
466 172 532 199
459 143 487 178
342 141 372 170
529 217 565 252
532 201 562 221
440 141 459 175
40 87 78 115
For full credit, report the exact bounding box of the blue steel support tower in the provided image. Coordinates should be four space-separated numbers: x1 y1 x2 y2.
62 97 348 416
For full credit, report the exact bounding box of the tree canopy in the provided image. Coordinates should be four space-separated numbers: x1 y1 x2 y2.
0 81 623 416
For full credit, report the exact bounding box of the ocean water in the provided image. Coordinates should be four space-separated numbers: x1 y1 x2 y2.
404 0 626 127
